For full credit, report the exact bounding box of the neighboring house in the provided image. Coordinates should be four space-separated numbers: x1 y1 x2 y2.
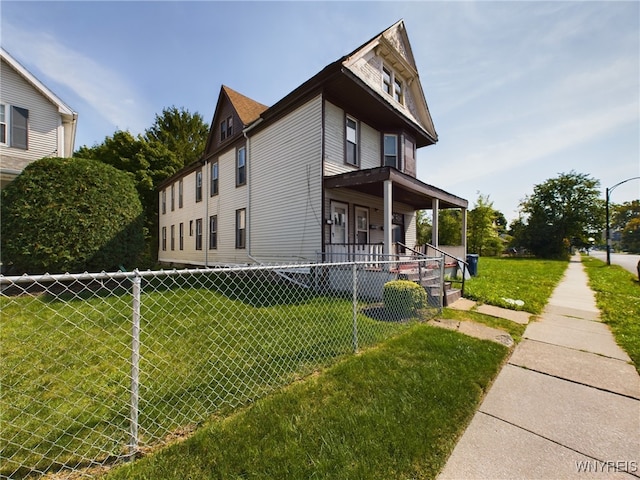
158 20 468 267
0 48 78 188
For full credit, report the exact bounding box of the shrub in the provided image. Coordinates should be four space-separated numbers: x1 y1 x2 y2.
383 280 427 318
1 157 144 274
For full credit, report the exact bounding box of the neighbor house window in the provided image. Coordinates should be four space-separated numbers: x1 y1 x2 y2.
345 116 358 166
0 105 6 145
179 223 184 250
170 184 175 211
209 215 217 249
195 218 203 250
161 227 167 251
236 208 246 249
383 134 398 168
210 161 219 196
10 106 28 149
162 190 166 214
237 147 246 186
178 179 183 208
220 115 233 141
170 224 175 250
195 169 203 202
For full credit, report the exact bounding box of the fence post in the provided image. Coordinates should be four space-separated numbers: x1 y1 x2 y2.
352 263 358 353
128 270 141 460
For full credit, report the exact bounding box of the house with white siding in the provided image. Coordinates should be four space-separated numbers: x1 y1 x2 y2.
0 48 78 188
158 20 468 268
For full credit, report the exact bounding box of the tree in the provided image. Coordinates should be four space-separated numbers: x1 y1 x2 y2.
467 194 505 256
613 200 640 253
76 131 181 263
416 210 431 246
517 171 604 259
438 209 462 245
145 106 209 168
1 157 144 274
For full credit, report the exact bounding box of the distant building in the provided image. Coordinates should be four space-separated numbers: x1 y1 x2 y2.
158 20 468 266
0 48 78 188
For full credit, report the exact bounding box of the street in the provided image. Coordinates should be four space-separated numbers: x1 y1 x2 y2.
590 250 640 276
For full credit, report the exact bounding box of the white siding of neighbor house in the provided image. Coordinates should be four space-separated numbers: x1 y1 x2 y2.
0 59 64 168
323 100 381 177
249 95 323 262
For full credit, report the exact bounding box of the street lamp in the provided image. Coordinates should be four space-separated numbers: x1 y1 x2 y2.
606 176 640 265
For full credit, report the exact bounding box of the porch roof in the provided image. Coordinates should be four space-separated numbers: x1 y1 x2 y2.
324 166 468 210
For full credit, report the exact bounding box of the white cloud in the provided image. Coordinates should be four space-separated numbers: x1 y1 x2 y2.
3 22 149 135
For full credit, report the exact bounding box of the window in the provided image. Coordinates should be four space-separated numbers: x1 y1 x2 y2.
0 105 6 144
189 220 193 236
345 116 358 166
195 169 203 202
170 184 175 211
236 209 246 249
161 227 167 251
382 66 392 95
394 77 404 103
161 190 166 214
209 215 217 249
179 223 184 250
220 115 233 141
210 161 219 196
237 147 246 186
10 106 28 149
355 207 369 245
178 179 183 208
195 218 203 250
382 65 404 105
383 134 398 168
170 224 175 250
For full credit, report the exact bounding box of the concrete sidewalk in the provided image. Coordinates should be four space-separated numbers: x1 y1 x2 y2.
439 255 640 479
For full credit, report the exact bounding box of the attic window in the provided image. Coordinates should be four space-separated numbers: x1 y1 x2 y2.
220 116 233 141
382 64 404 105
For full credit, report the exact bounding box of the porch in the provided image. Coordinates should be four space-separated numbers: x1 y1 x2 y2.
324 166 469 258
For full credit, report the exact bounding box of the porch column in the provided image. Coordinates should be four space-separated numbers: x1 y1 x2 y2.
432 198 439 249
383 179 392 257
461 208 467 257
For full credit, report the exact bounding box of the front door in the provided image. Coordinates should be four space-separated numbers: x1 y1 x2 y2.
331 202 348 244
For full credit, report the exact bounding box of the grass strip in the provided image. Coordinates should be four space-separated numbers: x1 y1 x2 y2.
463 257 567 314
107 324 508 480
581 256 640 373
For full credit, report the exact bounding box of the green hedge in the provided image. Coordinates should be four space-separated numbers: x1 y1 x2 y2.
383 280 427 318
1 157 144 274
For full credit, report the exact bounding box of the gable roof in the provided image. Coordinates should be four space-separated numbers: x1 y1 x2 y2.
246 20 438 147
0 47 77 119
222 85 268 126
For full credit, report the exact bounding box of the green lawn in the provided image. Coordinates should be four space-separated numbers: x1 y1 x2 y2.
1 273 411 478
581 256 640 373
106 324 508 480
463 257 568 314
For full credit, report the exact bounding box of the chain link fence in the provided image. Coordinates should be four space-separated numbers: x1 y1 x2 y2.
1 257 444 479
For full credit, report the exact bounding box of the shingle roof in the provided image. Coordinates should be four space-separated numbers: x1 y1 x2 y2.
222 85 268 126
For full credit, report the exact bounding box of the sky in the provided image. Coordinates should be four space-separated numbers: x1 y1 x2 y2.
2 1 638 222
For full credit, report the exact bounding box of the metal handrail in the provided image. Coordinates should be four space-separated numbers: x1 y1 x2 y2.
398 242 468 297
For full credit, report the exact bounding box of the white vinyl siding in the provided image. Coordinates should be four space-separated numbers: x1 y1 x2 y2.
0 58 65 167
250 95 323 261
324 100 380 175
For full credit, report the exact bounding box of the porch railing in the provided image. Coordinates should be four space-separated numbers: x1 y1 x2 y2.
406 243 468 296
320 243 388 266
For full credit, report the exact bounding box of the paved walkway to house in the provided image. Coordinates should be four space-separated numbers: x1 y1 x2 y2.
438 254 640 479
